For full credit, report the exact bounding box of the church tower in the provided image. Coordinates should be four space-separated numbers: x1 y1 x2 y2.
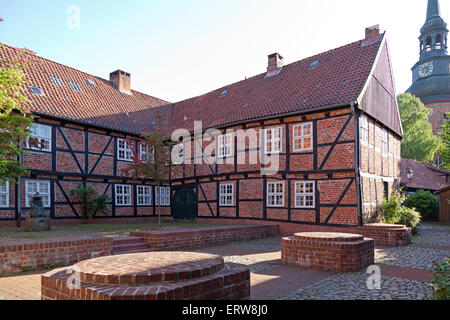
407 0 450 134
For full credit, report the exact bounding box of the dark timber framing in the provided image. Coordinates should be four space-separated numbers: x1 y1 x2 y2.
4 104 364 228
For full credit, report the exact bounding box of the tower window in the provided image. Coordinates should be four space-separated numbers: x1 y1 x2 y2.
426 37 432 51
436 34 442 49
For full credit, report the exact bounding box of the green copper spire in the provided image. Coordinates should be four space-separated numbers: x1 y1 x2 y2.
426 0 441 21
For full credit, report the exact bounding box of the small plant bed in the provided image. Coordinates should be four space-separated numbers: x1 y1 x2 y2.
0 221 224 240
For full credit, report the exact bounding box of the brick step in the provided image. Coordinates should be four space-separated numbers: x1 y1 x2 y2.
112 236 147 245
112 242 151 253
112 248 156 255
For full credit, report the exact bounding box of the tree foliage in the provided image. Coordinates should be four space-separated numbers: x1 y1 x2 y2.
121 112 183 226
0 46 34 182
405 189 438 221
379 190 421 234
69 183 109 224
441 113 450 169
398 93 441 162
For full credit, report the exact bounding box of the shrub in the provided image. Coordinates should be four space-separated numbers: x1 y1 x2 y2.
69 184 109 223
429 257 450 300
379 190 421 233
405 189 438 221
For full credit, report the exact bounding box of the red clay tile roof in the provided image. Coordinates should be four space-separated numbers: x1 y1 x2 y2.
169 37 383 132
1 35 384 135
401 158 450 191
0 43 170 135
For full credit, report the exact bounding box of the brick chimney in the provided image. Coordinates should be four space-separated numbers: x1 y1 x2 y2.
363 25 382 46
266 53 284 78
110 70 131 94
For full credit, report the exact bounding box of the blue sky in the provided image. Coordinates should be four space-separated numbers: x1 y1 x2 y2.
0 0 449 102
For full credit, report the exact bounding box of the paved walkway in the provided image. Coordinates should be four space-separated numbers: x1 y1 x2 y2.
0 223 448 300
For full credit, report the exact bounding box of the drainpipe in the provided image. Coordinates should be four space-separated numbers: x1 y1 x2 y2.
351 101 363 227
16 138 23 228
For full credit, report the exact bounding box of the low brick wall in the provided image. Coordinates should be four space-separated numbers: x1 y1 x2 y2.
130 225 278 250
281 232 374 272
41 252 250 300
196 218 411 246
0 237 112 276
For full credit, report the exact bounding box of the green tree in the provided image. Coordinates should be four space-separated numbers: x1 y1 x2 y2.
405 189 438 221
69 183 109 224
441 113 450 169
0 46 34 182
398 93 441 162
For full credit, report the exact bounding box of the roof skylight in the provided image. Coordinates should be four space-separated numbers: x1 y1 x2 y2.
309 60 320 69
68 81 82 92
220 89 228 97
87 79 96 87
30 86 44 96
50 75 63 86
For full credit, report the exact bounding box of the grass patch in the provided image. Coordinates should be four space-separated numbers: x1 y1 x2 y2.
0 220 224 239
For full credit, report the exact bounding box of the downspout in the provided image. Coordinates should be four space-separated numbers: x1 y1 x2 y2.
16 138 23 228
351 101 363 227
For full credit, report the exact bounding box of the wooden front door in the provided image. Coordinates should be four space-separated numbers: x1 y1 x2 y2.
172 187 197 220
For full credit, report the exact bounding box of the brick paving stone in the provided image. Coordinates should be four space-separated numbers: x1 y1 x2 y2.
375 246 449 270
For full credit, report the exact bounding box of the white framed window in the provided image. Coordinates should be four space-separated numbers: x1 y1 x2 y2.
117 139 133 161
139 143 154 162
172 143 184 165
27 123 52 152
264 127 282 154
25 180 50 208
115 184 131 206
219 184 234 206
155 186 170 206
295 181 315 208
360 115 368 143
382 128 389 154
137 186 152 206
0 181 9 208
267 181 284 207
217 134 233 158
293 123 313 152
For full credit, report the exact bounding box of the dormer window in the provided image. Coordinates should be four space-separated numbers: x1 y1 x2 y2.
30 86 44 96
69 81 81 92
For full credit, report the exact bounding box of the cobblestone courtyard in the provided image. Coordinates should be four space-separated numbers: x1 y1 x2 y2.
0 223 448 300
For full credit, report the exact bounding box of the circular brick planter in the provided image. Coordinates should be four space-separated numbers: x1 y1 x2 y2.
41 252 250 300
281 232 374 272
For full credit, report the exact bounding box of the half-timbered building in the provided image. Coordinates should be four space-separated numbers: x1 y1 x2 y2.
0 25 403 233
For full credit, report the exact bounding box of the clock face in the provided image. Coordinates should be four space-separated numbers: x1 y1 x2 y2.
418 62 434 77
